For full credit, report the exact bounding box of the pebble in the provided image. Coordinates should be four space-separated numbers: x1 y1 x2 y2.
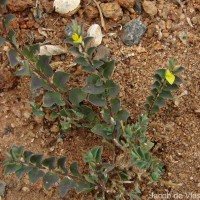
142 0 158 16
87 24 103 47
0 180 6 196
84 5 98 19
50 125 60 133
116 0 135 9
23 111 31 119
94 45 110 61
7 0 34 12
121 19 147 46
198 183 200 187
22 187 30 192
100 2 123 21
134 0 142 14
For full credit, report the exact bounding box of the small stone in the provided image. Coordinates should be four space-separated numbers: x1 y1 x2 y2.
22 187 30 192
100 2 123 21
85 5 98 19
50 125 60 133
121 19 147 46
23 111 31 119
142 1 158 16
57 137 63 144
134 0 142 14
0 180 6 196
198 183 200 187
116 0 135 9
94 45 110 61
7 0 34 12
87 24 103 47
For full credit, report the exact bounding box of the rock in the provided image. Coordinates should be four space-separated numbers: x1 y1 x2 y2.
116 0 135 9
94 45 110 61
85 5 99 19
7 0 34 12
121 19 147 46
53 0 80 15
0 180 6 196
87 24 103 47
50 125 60 133
142 1 158 16
22 187 30 192
100 2 123 21
134 0 142 14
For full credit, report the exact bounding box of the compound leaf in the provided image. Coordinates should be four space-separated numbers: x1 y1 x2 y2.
28 168 45 184
58 178 76 197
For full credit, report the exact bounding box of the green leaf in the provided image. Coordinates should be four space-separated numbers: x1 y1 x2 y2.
0 37 6 47
110 98 121 113
7 49 19 67
84 146 103 164
58 178 75 197
28 168 45 184
83 74 105 94
50 112 60 119
60 121 71 131
75 56 89 66
4 163 22 175
9 30 17 47
116 110 130 122
16 61 31 76
91 124 114 140
37 55 53 77
70 162 81 177
0 0 8 6
156 69 166 79
53 71 70 92
87 47 96 58
42 157 56 170
160 90 173 99
43 92 65 107
69 88 87 106
173 66 184 74
10 145 24 160
43 172 59 190
155 97 165 107
147 96 154 104
78 106 96 122
16 166 33 179
100 60 115 79
5 14 16 29
22 44 40 62
76 181 94 193
151 172 160 181
152 81 161 90
29 102 45 117
105 80 120 97
69 46 82 56
23 151 34 163
164 83 179 91
152 105 159 113
30 73 52 91
93 60 104 69
101 108 111 123
88 94 106 107
30 154 43 166
57 157 68 174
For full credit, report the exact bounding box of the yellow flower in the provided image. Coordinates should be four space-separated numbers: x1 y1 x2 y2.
72 33 82 44
165 69 175 85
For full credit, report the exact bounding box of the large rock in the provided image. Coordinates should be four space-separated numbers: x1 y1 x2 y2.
121 19 147 46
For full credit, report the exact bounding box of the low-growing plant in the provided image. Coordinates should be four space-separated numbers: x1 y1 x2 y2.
0 1 184 199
